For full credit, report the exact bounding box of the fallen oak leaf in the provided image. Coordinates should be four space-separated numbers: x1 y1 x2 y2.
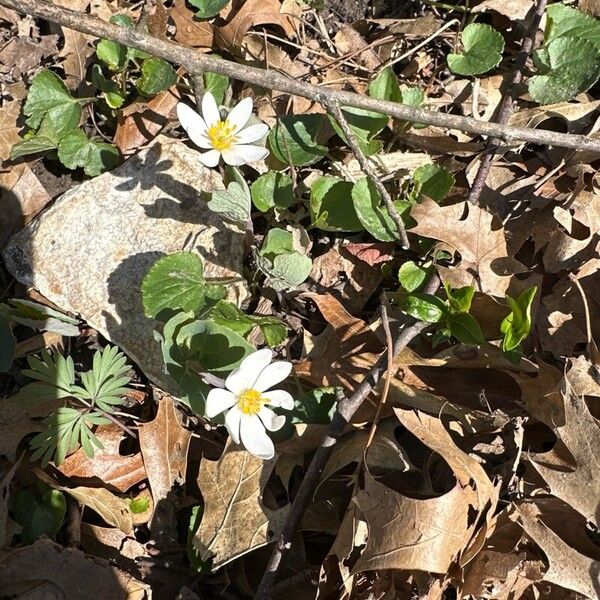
529 380 600 525
58 423 147 493
215 0 296 53
34 468 134 534
0 538 149 600
513 501 600 599
409 199 524 297
0 98 21 161
194 440 288 569
138 396 192 544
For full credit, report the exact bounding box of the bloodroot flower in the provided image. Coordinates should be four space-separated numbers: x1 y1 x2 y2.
205 349 294 460
177 91 269 167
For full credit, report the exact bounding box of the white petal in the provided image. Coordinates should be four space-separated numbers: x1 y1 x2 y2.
205 388 237 418
258 406 286 432
240 414 274 460
262 389 294 410
177 103 211 148
235 123 269 144
254 361 293 392
225 348 272 394
198 149 220 167
202 91 221 127
222 144 269 166
225 405 242 444
227 97 253 133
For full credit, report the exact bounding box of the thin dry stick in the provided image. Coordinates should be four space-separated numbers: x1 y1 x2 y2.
255 275 440 599
3 0 600 152
364 305 394 449
569 273 592 346
325 98 410 248
467 0 549 205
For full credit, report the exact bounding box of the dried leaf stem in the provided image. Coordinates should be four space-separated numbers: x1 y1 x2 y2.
2 0 600 152
324 98 409 248
467 0 549 205
255 275 440 599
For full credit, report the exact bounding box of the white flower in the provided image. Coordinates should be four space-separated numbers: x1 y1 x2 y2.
177 92 269 168
205 348 293 460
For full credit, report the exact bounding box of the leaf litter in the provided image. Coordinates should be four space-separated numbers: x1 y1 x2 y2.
1 0 600 598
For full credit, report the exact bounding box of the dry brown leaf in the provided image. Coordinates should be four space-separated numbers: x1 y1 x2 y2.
171 0 214 47
138 396 191 542
194 440 288 569
215 0 296 52
333 150 431 182
35 468 133 533
305 246 383 312
0 163 52 249
352 409 497 574
514 502 600 599
59 28 92 85
409 199 524 297
295 293 382 390
334 24 381 70
58 424 147 493
530 384 600 525
0 459 21 548
114 85 181 154
0 538 149 599
0 98 21 161
471 0 534 19
80 523 148 562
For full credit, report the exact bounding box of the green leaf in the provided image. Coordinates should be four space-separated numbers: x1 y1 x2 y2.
263 252 313 290
310 176 364 232
260 228 295 259
175 318 254 374
10 135 57 160
57 130 119 176
96 38 128 71
268 114 328 166
92 64 125 109
412 163 454 202
0 316 15 373
209 300 288 347
500 286 537 353
189 0 230 19
23 69 78 129
329 106 388 156
398 261 432 293
528 37 600 104
286 386 337 425
447 312 485 345
368 67 402 102
142 252 206 318
400 293 447 323
251 171 294 212
208 181 251 224
136 58 177 96
444 284 475 313
351 177 410 242
401 86 425 107
5 298 80 336
545 3 600 45
448 24 505 76
204 70 229 106
129 496 150 514
12 485 66 544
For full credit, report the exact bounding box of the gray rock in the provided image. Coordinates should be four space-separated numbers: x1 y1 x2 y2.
3 136 248 384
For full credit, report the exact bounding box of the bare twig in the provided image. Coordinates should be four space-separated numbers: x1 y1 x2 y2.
467 0 549 205
255 275 440 599
3 0 600 152
325 98 410 248
364 305 394 449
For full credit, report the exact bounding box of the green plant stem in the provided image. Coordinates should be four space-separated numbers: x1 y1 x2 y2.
76 396 137 438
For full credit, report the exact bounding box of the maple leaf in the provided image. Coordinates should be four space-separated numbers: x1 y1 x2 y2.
409 199 524 297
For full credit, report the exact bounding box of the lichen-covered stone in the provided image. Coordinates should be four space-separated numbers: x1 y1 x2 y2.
3 136 248 383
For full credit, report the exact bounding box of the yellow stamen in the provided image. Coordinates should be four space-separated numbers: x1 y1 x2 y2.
207 120 237 152
238 389 264 416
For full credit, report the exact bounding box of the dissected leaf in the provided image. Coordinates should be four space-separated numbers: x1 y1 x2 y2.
448 24 505 76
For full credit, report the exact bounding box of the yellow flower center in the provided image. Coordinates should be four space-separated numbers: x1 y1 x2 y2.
207 120 237 152
238 388 265 416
